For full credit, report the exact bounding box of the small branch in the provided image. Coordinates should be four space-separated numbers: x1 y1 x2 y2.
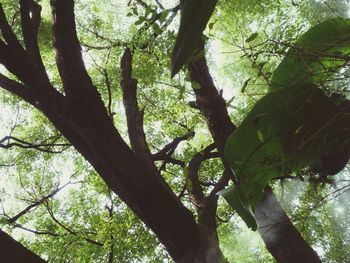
6 182 71 224
156 156 185 168
188 144 219 205
209 168 233 198
152 132 195 160
153 132 194 172
154 0 165 10
0 135 71 153
12 223 59 237
103 68 114 119
135 0 148 9
106 189 115 263
45 202 103 247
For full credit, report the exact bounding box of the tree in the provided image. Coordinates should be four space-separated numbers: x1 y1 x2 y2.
0 0 348 262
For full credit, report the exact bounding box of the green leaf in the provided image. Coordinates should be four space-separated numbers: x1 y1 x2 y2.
241 78 251 93
171 0 218 77
270 18 350 92
246 32 258 43
222 17 350 229
152 23 162 35
218 186 257 230
256 130 264 142
160 10 169 23
131 6 138 16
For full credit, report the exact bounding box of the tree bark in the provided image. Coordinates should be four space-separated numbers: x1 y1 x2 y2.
188 39 321 263
0 229 46 262
255 188 321 263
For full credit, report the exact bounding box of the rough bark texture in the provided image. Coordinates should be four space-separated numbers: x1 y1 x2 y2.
0 229 46 262
188 40 321 263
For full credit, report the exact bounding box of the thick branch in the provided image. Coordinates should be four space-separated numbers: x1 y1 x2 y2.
0 5 23 50
255 188 321 263
19 0 47 75
0 4 64 110
0 229 46 262
188 144 218 205
120 47 156 172
188 40 321 262
0 74 37 105
51 0 97 96
188 41 235 151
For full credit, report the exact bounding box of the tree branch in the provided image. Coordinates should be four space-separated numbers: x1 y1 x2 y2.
0 3 65 112
0 4 23 50
188 144 219 206
0 74 37 105
188 39 321 262
152 131 195 160
50 0 97 97
0 135 71 153
45 202 103 247
6 182 71 224
11 223 60 237
0 229 46 262
120 47 158 173
19 0 47 75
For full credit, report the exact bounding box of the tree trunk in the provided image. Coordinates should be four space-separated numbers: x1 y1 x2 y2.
255 188 321 263
0 229 46 262
198 197 225 263
188 40 322 263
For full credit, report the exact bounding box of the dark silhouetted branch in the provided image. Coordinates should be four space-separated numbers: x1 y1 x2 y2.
19 0 47 75
51 0 97 97
0 229 46 262
120 47 157 173
188 144 219 206
6 182 71 224
0 135 71 153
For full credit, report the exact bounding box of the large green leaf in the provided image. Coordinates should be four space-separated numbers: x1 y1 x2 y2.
171 0 218 77
270 18 350 91
221 18 350 230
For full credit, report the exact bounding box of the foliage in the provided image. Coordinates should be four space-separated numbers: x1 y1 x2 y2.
222 18 350 230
